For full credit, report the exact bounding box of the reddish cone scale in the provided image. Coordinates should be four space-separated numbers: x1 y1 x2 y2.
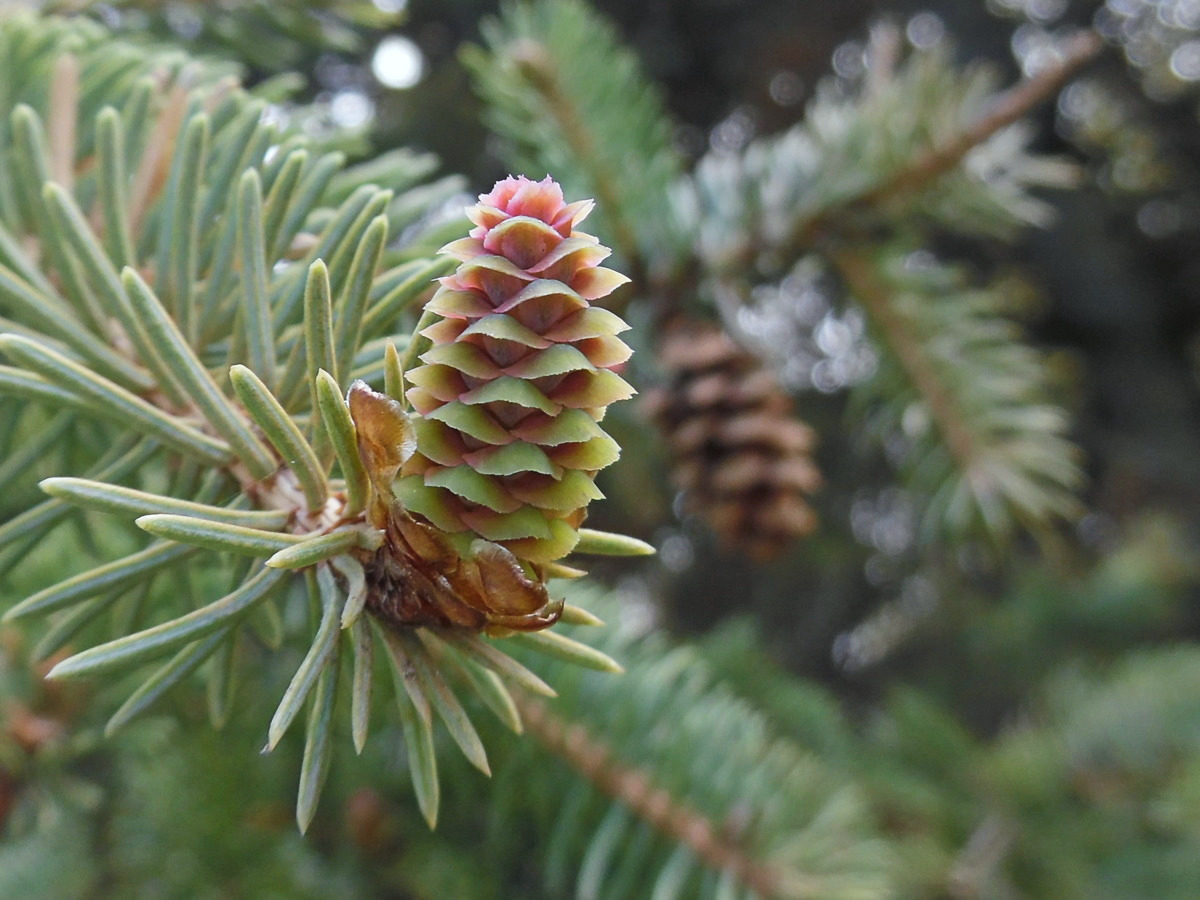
398 176 634 563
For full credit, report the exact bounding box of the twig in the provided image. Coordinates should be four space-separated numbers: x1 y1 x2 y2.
517 695 790 899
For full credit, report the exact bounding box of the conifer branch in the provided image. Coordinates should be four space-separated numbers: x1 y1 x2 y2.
692 31 1101 279
673 29 1090 544
504 44 648 287
518 695 789 898
831 249 977 472
787 31 1102 258
471 588 891 898
466 0 686 293
849 30 1102 214
0 15 646 843
829 246 1083 541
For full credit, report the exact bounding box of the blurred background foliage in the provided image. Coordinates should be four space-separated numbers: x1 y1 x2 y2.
2 0 1200 897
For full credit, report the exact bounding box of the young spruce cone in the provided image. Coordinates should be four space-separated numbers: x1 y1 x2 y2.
643 320 820 561
359 177 634 634
396 176 633 565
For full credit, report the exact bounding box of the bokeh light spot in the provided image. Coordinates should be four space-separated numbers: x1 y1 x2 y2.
373 35 424 90
1169 40 1200 80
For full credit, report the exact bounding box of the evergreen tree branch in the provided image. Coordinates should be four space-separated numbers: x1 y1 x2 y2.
503 44 648 287
829 245 1084 542
670 28 1092 543
847 30 1101 216
518 695 787 899
0 14 649 840
473 588 893 899
783 30 1103 259
690 31 1101 280
831 248 977 473
465 0 687 292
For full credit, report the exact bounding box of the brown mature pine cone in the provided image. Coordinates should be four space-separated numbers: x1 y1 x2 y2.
643 319 820 560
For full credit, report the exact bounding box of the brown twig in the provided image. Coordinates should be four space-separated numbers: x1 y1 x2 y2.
517 695 789 899
684 30 1103 334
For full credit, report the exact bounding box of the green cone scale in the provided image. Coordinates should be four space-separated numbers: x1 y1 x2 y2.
399 176 633 563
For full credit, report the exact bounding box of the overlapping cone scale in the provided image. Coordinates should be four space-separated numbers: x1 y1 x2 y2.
400 176 633 563
643 319 820 561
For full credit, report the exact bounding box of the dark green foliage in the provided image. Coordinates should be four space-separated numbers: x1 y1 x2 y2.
0 11 634 843
483 587 893 900
2 2 1199 899
39 0 401 74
